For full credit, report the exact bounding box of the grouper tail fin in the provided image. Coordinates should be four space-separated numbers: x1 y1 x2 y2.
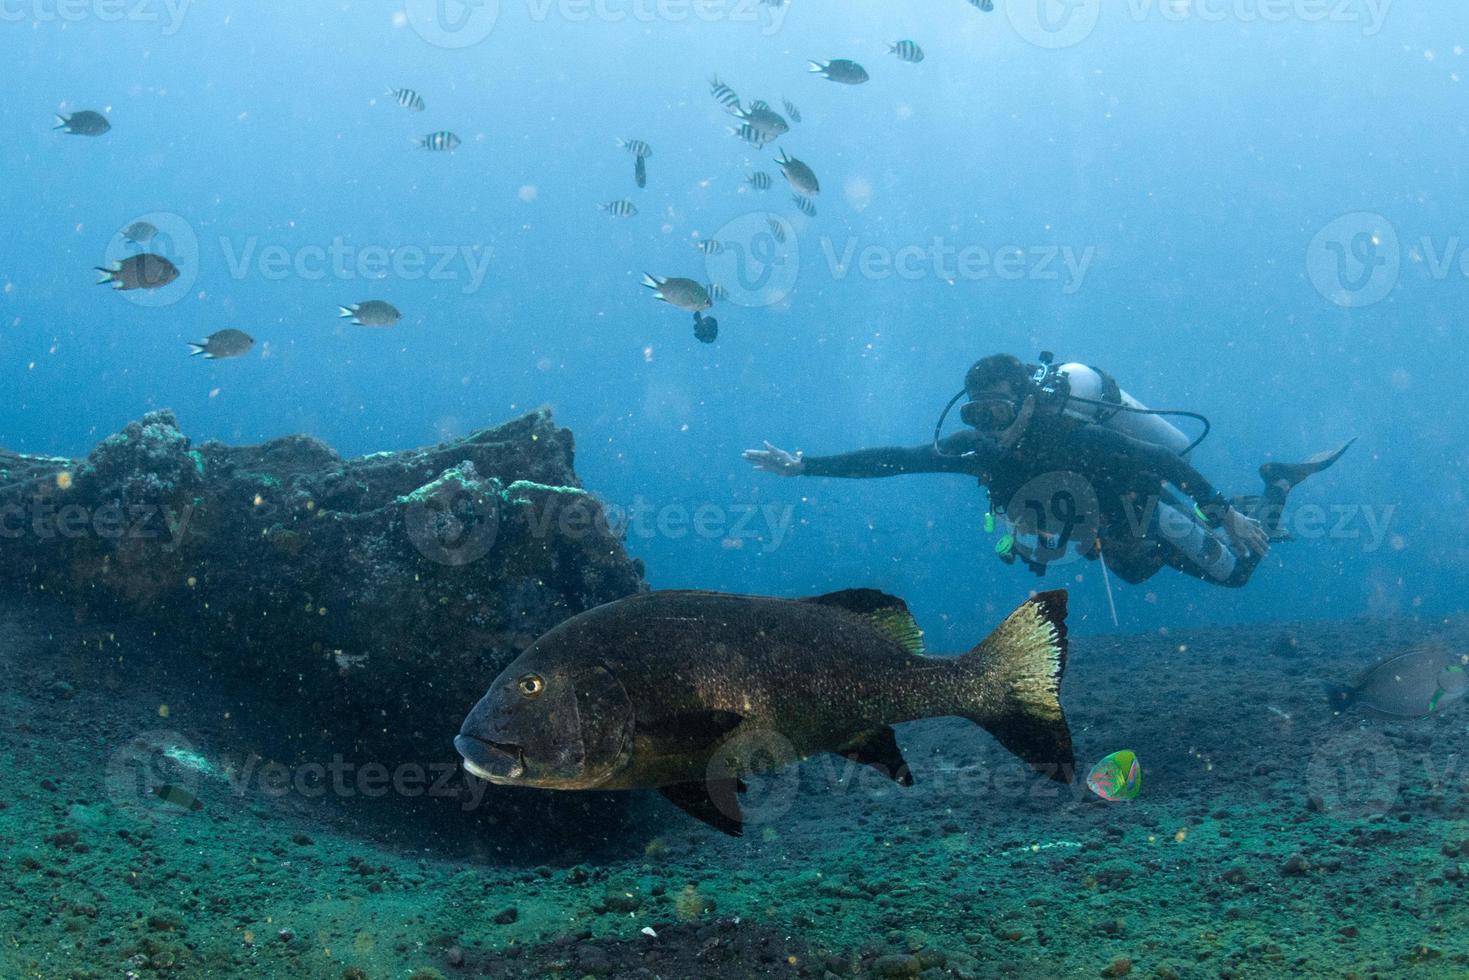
959 590 1074 783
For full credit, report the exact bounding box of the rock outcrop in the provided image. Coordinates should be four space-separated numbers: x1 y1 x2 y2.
0 409 646 780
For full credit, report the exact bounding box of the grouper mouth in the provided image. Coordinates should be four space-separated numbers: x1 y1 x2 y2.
453 734 526 783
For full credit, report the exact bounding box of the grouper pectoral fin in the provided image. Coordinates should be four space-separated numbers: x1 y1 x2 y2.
658 778 746 837
838 726 914 786
638 709 745 750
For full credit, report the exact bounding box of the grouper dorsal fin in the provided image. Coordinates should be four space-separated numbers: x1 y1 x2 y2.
801 589 924 656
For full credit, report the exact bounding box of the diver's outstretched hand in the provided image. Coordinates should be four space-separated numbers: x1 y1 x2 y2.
1224 507 1269 559
743 441 805 476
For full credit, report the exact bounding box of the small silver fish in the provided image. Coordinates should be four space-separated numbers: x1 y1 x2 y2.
809 59 869 85
747 172 772 191
792 194 816 217
618 138 653 159
709 77 741 111
338 300 402 327
188 329 255 360
889 40 925 63
708 283 730 302
95 254 179 291
121 221 158 244
782 99 802 124
694 239 724 255
776 148 819 195
416 131 460 151
55 110 110 136
734 104 789 142
601 199 638 217
388 87 426 111
767 218 787 244
642 274 712 313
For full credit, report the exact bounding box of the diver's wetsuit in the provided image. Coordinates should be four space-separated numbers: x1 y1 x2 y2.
801 420 1279 587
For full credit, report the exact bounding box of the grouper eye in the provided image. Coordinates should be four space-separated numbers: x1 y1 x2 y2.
516 673 545 698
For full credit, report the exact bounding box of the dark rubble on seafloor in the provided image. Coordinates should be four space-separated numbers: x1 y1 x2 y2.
0 409 646 772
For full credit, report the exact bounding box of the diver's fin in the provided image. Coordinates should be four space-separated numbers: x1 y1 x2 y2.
957 590 1074 783
839 726 913 786
1260 438 1356 489
801 589 924 656
659 778 744 837
639 709 744 752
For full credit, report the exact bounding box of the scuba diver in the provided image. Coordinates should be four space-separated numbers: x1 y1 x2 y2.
743 353 1353 588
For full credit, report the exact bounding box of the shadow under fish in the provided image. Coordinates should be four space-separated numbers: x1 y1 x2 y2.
456 588 1074 836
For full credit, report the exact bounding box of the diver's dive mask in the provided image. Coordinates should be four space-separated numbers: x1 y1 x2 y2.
958 397 1017 431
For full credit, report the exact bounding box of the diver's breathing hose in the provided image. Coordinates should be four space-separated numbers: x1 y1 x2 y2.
932 388 1213 457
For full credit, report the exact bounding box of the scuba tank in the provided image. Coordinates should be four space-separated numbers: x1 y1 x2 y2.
1046 361 1192 456
1029 352 1208 457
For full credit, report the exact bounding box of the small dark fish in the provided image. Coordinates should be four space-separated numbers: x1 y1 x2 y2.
388 87 426 112
693 312 719 344
694 239 724 255
151 784 203 811
455 589 1074 836
416 131 460 151
782 98 802 124
1325 646 1469 719
709 76 741 112
889 40 925 63
338 300 401 327
776 148 819 195
121 221 158 244
809 59 869 85
55 110 110 136
634 153 647 189
96 254 179 291
791 194 816 217
601 199 638 217
767 218 787 244
188 329 255 360
641 274 711 313
747 171 772 191
618 138 652 159
728 124 771 149
969 0 994 10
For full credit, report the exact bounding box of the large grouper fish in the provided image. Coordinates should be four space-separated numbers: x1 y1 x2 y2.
455 588 1074 836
